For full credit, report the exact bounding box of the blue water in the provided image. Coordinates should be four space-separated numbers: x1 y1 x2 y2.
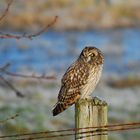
0 28 140 75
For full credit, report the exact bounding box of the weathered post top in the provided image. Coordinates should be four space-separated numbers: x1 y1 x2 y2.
75 97 108 140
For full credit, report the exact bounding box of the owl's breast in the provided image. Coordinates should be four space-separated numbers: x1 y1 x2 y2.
80 64 103 99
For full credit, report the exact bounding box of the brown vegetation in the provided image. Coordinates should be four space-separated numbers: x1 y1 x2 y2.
0 0 140 31
108 78 140 88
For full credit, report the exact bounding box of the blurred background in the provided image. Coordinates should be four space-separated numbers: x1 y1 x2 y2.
0 0 140 139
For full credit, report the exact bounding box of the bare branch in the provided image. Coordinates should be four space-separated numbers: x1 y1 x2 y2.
0 0 14 22
0 113 19 124
0 63 56 80
0 16 58 39
1 70 56 80
0 63 56 97
26 16 58 39
0 63 11 71
0 75 24 97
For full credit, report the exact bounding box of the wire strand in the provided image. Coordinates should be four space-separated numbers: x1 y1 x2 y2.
0 122 140 139
14 126 140 140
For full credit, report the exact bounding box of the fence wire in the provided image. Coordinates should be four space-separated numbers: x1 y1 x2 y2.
0 121 140 139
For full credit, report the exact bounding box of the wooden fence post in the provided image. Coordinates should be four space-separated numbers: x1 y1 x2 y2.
75 97 108 140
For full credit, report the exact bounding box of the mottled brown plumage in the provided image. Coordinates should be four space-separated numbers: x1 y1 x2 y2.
52 46 104 116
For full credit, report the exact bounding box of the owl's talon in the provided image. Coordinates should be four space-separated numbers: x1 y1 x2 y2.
93 97 107 106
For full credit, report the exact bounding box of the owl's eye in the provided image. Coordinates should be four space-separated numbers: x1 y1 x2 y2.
91 50 98 57
91 53 95 57
87 53 96 62
90 53 96 58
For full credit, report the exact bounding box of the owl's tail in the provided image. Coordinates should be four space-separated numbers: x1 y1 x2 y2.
52 102 68 116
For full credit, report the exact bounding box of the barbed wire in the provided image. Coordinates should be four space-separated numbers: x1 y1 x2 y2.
0 121 140 139
77 126 140 140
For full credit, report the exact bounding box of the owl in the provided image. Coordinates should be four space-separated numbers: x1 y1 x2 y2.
52 46 104 116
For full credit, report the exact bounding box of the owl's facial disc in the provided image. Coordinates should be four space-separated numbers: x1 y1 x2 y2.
83 47 98 61
80 46 103 64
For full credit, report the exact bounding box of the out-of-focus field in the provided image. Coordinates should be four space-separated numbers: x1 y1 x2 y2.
0 78 140 140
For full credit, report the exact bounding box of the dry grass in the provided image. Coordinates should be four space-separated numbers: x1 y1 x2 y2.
0 1 140 30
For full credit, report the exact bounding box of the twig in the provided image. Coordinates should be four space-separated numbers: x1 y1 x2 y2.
0 63 11 71
0 114 19 124
0 63 56 97
25 16 58 39
0 63 56 80
0 16 58 39
3 70 56 80
0 75 24 97
0 0 14 22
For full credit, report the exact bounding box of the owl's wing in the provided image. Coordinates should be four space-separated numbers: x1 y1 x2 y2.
62 61 89 88
52 85 80 116
52 61 89 116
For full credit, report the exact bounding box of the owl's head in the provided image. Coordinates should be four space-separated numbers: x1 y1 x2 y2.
80 46 104 64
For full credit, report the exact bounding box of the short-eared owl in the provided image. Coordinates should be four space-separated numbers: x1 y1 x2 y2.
52 46 104 116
